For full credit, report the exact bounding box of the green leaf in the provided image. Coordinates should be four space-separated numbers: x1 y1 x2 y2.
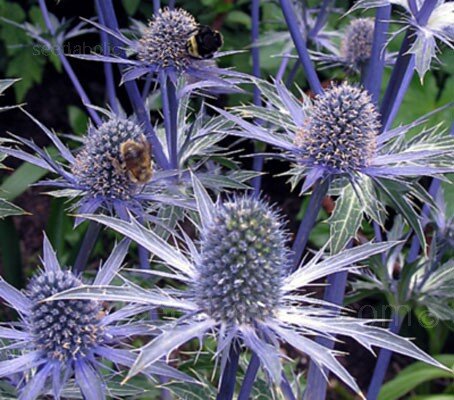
0 218 23 288
225 11 251 28
0 162 48 201
68 106 89 134
378 354 454 400
329 184 364 254
122 0 141 15
375 178 426 255
6 48 45 102
0 198 29 218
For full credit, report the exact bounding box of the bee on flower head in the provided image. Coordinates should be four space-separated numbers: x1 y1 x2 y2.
118 135 153 184
186 25 223 59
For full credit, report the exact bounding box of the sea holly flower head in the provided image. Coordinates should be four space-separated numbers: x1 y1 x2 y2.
311 17 395 73
214 78 454 251
137 8 198 73
0 236 187 400
195 196 289 325
0 109 196 223
79 7 245 95
294 83 379 173
54 175 450 396
341 18 375 67
72 117 150 202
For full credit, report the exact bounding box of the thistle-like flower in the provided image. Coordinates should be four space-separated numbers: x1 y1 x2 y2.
311 18 395 73
0 236 187 400
80 7 245 94
215 79 454 251
1 100 245 224
294 83 378 172
0 111 168 221
53 176 450 397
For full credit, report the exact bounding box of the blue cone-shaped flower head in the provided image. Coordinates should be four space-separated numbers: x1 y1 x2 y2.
0 236 187 399
138 8 198 72
214 78 453 251
340 18 375 69
294 83 379 173
72 176 450 395
195 196 288 325
26 270 103 363
73 118 151 201
76 7 245 94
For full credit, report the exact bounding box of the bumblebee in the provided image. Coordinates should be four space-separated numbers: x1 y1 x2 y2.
187 25 223 59
118 135 153 184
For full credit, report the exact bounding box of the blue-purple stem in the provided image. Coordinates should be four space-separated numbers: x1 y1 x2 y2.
161 77 179 170
238 354 260 400
142 77 153 100
308 0 333 39
292 178 329 268
238 353 296 400
366 313 403 400
98 0 170 169
285 60 300 88
38 0 102 126
95 0 118 114
153 0 160 13
251 0 263 195
168 0 175 9
73 221 101 274
364 5 391 104
279 0 323 95
217 344 240 400
380 0 438 131
303 270 349 400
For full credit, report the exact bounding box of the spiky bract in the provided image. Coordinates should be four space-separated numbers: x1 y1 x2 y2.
138 8 198 71
27 270 103 362
295 83 379 172
195 196 289 325
72 118 146 200
341 18 375 69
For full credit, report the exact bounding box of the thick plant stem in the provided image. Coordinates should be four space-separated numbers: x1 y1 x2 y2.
303 271 349 400
364 5 391 104
279 0 323 95
38 0 102 125
251 0 263 195
238 354 260 400
161 76 179 169
309 0 333 38
217 344 240 400
98 0 170 169
238 353 296 400
95 0 118 113
380 0 438 131
366 313 403 400
292 179 330 268
73 221 101 274
153 0 160 13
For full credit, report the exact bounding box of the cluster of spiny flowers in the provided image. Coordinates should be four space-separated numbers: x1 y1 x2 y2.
0 1 453 400
72 118 150 201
